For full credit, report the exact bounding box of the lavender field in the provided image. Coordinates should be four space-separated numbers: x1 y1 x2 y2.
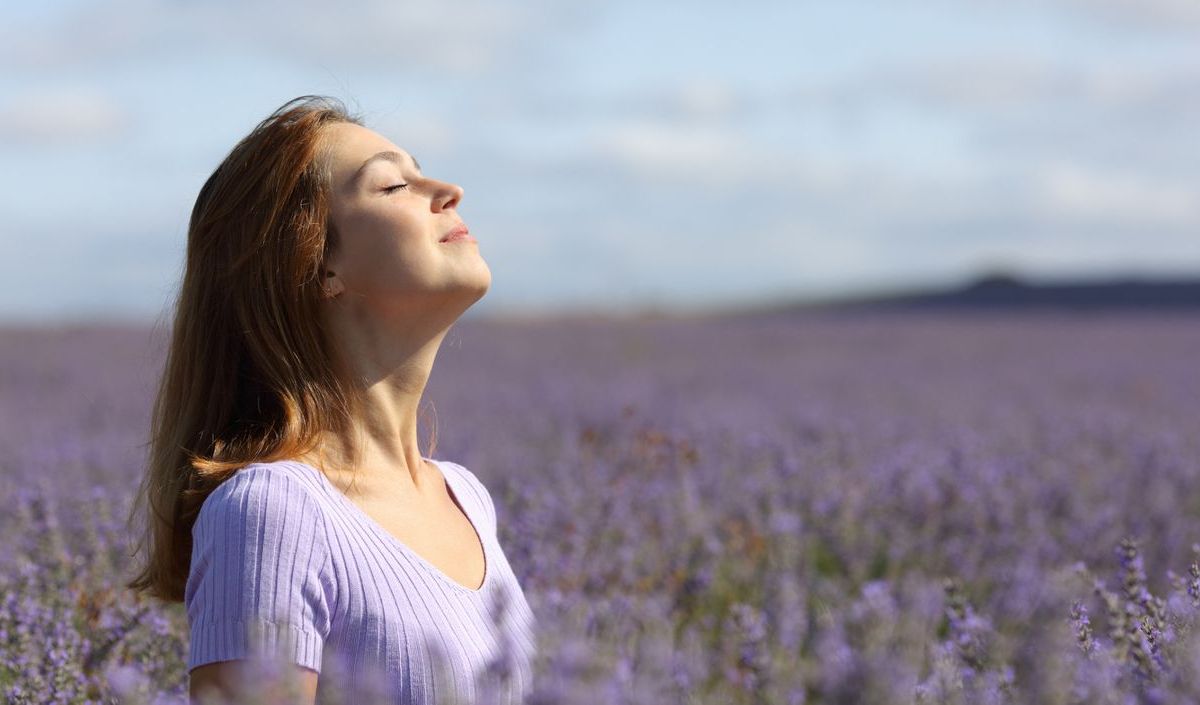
2 310 1199 703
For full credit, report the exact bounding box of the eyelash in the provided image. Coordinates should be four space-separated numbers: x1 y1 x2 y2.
383 183 409 194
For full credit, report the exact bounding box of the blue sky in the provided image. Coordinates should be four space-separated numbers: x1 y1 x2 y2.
1 0 1197 322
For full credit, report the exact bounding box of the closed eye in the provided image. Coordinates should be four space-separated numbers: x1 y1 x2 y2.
383 184 409 194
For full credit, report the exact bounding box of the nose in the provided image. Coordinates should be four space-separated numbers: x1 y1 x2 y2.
433 181 463 212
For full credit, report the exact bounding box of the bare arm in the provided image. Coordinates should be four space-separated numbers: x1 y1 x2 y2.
190 661 318 705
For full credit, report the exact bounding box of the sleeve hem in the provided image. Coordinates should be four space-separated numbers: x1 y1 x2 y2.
188 619 324 673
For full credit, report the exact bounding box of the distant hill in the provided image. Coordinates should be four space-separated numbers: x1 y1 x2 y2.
835 274 1200 311
697 274 1200 319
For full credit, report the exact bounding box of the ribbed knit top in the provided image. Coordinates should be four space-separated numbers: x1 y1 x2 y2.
185 458 537 704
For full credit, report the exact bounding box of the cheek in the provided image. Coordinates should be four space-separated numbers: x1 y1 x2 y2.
335 211 429 282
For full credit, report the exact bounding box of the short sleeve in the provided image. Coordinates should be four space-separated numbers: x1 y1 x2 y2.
185 465 333 673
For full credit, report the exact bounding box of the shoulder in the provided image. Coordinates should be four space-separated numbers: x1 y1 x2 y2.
186 461 335 674
438 458 478 487
436 459 498 532
194 461 330 534
187 461 336 603
437 459 491 500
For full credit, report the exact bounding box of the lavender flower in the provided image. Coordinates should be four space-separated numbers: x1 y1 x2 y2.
1069 600 1096 657
724 602 770 696
5 312 1200 702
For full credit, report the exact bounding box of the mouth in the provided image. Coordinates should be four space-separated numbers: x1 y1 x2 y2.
440 223 473 243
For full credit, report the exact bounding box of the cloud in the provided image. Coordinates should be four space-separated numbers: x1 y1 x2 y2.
5 0 1198 321
0 88 131 144
850 55 1200 117
669 79 741 120
1050 0 1200 30
925 0 1200 31
806 54 1200 187
592 121 747 178
585 111 870 200
0 0 580 75
1031 160 1200 227
877 57 1079 112
370 111 459 155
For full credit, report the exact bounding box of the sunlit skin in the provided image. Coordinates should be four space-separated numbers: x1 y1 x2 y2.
189 122 490 705
305 121 490 487
320 122 489 335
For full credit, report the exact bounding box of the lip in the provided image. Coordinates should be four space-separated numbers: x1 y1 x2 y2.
440 223 473 243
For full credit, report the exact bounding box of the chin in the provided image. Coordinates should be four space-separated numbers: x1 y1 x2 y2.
470 276 491 303
473 262 492 294
454 267 490 308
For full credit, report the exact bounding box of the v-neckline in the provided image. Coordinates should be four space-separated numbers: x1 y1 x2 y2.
289 458 492 596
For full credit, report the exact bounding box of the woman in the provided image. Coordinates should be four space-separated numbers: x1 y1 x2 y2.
126 95 537 704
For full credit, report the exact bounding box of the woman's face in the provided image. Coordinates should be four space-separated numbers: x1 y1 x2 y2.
319 122 489 319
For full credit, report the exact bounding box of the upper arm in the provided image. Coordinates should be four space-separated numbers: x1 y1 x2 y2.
185 467 333 677
190 660 318 704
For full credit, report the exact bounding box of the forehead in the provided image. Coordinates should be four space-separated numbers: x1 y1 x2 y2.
322 123 416 191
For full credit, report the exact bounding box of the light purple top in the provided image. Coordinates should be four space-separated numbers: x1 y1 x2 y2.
185 458 537 704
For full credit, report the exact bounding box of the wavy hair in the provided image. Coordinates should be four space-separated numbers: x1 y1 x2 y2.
126 95 437 602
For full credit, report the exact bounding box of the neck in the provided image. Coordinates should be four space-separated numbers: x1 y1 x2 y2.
306 308 454 491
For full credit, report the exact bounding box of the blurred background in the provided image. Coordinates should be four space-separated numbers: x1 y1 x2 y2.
2 0 1197 325
3 4 1200 702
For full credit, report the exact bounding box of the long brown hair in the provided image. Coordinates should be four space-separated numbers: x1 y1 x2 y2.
126 95 437 602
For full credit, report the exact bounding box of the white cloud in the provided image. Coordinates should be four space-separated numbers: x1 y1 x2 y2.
1031 160 1200 227
370 112 458 155
0 88 130 144
588 116 869 198
863 56 1200 116
926 0 1200 31
673 79 739 119
1055 0 1200 29
888 58 1074 111
4 0 1199 321
594 121 745 177
0 0 570 75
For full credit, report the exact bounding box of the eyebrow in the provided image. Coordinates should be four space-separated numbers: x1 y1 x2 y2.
350 151 422 187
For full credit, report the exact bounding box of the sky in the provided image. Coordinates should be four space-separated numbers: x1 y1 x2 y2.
1 0 1198 322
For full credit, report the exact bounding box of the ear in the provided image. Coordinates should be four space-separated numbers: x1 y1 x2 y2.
321 269 346 299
